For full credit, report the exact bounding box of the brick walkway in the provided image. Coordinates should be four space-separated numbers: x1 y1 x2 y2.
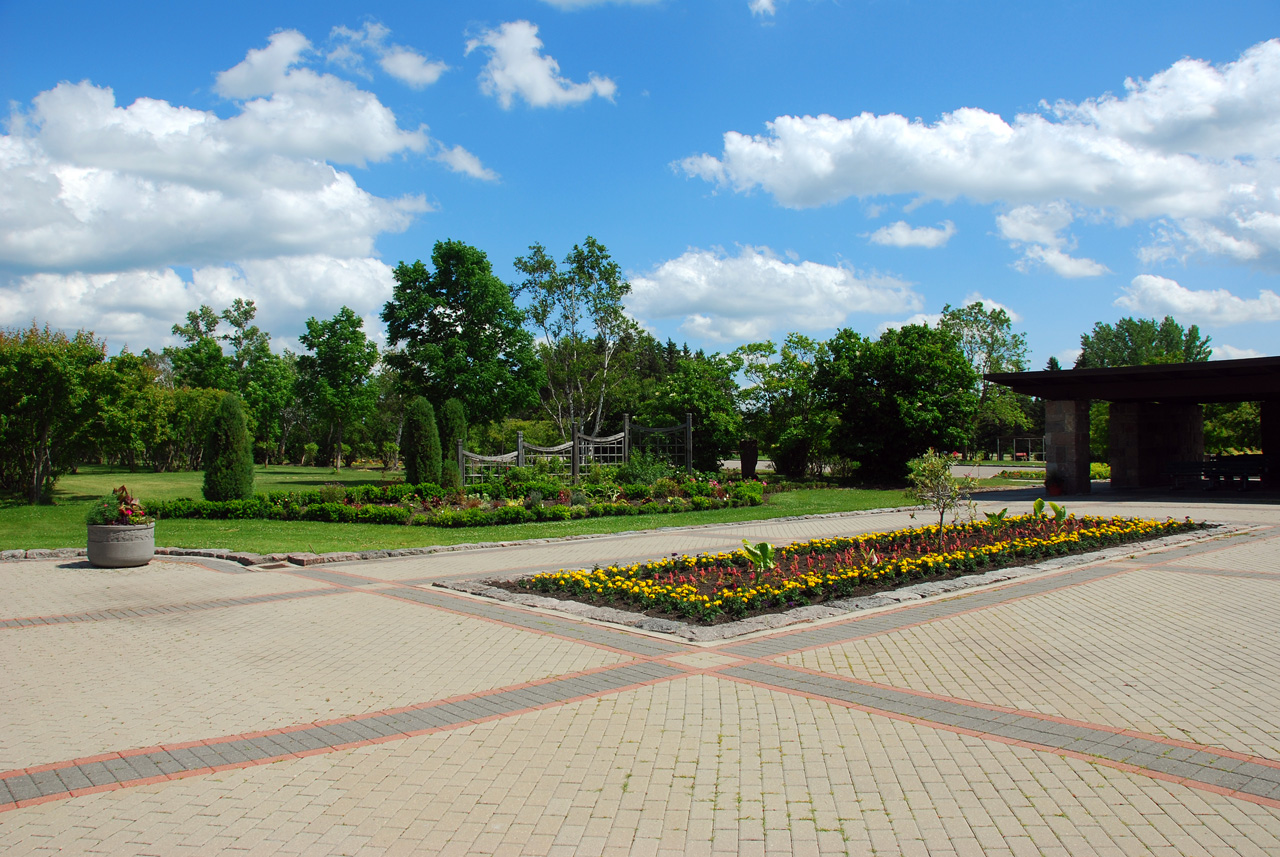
2 494 1279 854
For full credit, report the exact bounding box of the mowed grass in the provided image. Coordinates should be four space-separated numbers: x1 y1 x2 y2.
0 465 914 553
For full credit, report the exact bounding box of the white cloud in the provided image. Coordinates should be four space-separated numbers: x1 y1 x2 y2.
433 144 500 181
680 39 1280 266
996 202 1109 277
957 292 1022 323
1116 274 1280 325
1212 344 1265 360
328 22 448 89
0 256 396 354
867 220 955 248
749 0 778 15
627 245 921 342
466 21 617 109
876 312 941 334
0 30 502 275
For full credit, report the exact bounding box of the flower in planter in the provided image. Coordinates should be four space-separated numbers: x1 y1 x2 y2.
86 485 153 526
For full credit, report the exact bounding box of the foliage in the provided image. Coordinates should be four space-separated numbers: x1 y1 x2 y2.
202 394 255 501
383 240 542 424
1077 315 1212 460
906 449 977 545
615 449 678 486
635 352 743 472
817 324 978 483
938 302 1031 452
402 397 442 487
1203 402 1261 453
1089 462 1112 480
514 237 636 437
740 539 778 571
735 334 833 479
86 486 151 526
437 398 468 465
297 306 379 468
1075 316 1212 368
0 324 106 503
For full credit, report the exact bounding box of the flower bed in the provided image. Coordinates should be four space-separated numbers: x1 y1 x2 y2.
145 477 765 528
507 514 1204 624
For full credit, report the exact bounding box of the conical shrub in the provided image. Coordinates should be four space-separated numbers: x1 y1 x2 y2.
202 393 255 501
402 397 441 486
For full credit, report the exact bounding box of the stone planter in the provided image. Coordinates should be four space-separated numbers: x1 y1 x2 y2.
86 523 155 568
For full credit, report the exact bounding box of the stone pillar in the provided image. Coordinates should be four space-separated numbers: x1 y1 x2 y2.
1044 399 1091 494
1262 400 1280 489
1110 402 1203 489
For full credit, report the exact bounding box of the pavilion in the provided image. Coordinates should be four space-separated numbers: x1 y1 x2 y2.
986 356 1280 493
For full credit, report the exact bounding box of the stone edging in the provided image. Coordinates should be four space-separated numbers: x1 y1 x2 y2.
436 524 1245 642
0 504 918 567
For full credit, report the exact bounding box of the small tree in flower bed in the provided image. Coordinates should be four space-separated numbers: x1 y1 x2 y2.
513 509 1206 624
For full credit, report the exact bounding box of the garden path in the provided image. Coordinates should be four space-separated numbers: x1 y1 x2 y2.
2 492 1279 855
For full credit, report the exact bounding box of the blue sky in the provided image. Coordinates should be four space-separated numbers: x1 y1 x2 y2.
3 0 1279 368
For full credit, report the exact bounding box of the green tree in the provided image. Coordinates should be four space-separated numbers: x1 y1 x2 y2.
202 393 255 501
1075 316 1212 460
167 306 234 391
938 302 1031 453
437 398 468 470
90 351 162 471
515 237 636 438
402 397 441 486
636 353 743 472
0 324 106 502
297 307 379 470
1075 316 1212 368
383 240 542 425
816 325 978 483
735 334 833 479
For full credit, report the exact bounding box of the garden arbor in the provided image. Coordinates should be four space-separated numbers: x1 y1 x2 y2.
987 356 1280 493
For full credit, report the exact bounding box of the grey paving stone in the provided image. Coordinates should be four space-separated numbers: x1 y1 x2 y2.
29 769 66 796
54 766 94 792
4 775 41 801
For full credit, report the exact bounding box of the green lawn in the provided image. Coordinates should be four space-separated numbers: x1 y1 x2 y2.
1 465 913 553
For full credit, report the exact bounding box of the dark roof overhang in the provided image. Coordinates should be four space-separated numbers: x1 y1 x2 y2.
986 356 1280 403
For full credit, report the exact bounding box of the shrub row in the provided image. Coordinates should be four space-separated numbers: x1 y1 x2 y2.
146 480 765 528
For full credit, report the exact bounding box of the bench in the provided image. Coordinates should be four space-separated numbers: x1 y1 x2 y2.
1168 455 1269 491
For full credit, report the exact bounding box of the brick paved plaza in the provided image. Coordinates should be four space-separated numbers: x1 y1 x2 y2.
3 493 1279 855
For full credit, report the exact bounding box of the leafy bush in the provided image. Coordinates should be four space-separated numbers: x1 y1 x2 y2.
1090 462 1111 480
728 481 765 506
203 394 255 501
615 449 676 486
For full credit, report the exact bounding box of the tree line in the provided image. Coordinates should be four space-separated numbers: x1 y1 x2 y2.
0 236 1262 503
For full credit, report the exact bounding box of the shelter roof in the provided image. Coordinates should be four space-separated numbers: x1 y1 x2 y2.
986 356 1280 403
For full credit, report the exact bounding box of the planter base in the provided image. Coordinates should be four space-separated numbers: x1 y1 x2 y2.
87 523 155 568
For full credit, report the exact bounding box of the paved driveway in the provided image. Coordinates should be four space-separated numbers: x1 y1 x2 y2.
2 493 1279 855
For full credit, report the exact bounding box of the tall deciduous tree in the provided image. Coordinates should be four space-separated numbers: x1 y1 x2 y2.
1075 316 1212 460
735 334 833 479
636 353 743 472
0 324 105 502
1075 316 1212 368
297 307 379 470
515 236 636 438
383 240 542 425
938 302 1031 453
817 325 977 483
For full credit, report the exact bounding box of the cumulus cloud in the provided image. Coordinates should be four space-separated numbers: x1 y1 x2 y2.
867 220 955 248
627 245 921 342
0 30 497 352
466 21 617 109
996 202 1109 277
0 256 397 354
1116 274 1280 325
328 22 448 89
749 0 778 15
1212 344 1265 360
680 39 1280 266
0 30 502 276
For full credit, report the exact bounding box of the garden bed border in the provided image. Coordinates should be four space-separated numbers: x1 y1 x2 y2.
437 523 1245 643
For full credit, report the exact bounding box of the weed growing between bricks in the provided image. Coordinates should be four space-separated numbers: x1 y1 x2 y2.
498 514 1208 624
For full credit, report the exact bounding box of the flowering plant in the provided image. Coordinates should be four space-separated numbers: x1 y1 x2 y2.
86 485 153 526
